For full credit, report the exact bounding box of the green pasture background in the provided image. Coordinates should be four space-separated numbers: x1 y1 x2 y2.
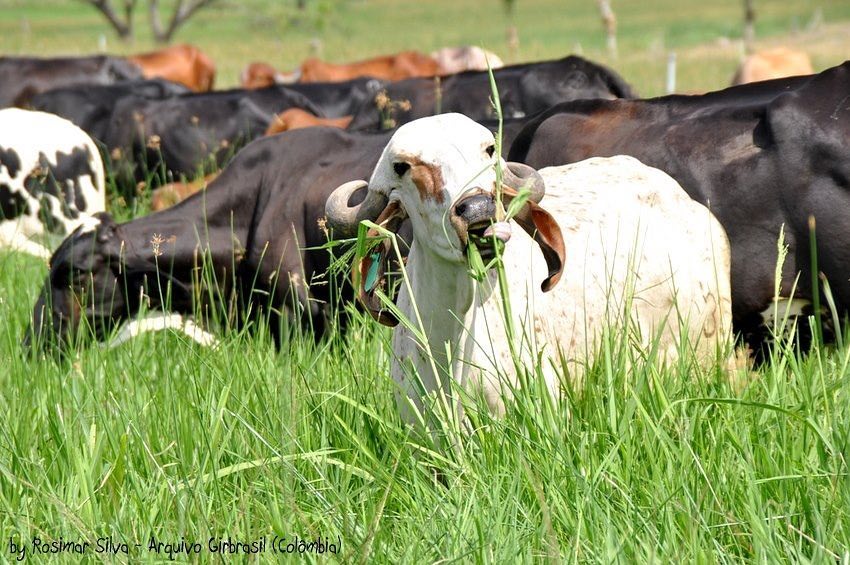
1 0 849 94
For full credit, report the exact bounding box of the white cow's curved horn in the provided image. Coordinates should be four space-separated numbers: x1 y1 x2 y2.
503 162 545 203
325 180 389 237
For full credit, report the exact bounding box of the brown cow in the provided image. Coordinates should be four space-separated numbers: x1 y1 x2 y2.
127 44 216 92
280 50 439 83
150 172 219 211
731 47 813 85
241 61 285 89
264 108 353 135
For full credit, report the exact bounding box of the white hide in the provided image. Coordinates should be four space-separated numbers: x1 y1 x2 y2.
0 108 105 258
369 114 732 424
431 46 505 74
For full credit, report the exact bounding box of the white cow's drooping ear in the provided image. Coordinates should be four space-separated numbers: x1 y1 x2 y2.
497 161 563 290
354 200 408 327
501 187 566 292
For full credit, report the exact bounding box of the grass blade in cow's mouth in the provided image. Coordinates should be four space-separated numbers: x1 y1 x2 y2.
467 220 511 275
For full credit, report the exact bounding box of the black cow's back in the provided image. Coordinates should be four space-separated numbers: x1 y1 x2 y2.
0 55 142 108
104 86 325 180
276 78 387 118
30 79 189 141
347 55 636 131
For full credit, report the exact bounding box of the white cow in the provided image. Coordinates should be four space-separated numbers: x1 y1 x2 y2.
0 108 105 259
431 46 504 74
326 114 732 426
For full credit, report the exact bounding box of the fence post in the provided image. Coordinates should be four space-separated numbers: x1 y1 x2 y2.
666 52 677 94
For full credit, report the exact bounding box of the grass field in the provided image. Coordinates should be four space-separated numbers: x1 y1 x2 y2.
2 1 850 562
1 0 849 94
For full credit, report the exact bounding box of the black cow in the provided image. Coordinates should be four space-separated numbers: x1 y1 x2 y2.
507 64 850 352
25 127 394 350
346 55 635 131
29 79 190 142
279 78 387 118
0 55 142 108
104 86 323 182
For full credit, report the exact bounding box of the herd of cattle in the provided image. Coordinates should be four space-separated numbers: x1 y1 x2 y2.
0 43 847 405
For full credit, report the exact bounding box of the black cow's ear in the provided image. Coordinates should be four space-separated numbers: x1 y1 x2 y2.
97 227 114 244
94 212 118 243
764 93 799 147
93 211 115 224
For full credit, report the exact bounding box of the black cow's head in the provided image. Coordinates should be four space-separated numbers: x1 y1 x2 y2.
520 56 637 111
107 56 144 82
24 213 130 351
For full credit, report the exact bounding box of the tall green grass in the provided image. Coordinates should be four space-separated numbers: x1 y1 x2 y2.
1 247 849 561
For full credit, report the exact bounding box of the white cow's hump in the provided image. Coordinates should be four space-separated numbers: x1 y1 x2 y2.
494 154 732 385
539 155 699 214
538 156 722 240
530 155 730 289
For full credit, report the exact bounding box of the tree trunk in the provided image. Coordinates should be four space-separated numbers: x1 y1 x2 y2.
743 0 756 53
80 0 135 40
150 0 217 43
148 0 164 40
123 0 137 36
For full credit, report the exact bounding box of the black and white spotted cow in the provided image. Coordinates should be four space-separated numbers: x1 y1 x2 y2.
0 108 105 259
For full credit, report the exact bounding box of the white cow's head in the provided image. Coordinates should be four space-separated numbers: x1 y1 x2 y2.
326 113 565 324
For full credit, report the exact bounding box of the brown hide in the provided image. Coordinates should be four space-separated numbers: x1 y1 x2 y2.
128 44 216 92
294 50 439 83
150 172 219 211
265 108 353 135
731 47 813 85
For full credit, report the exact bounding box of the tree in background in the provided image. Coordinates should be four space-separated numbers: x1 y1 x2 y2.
81 0 217 43
743 0 756 52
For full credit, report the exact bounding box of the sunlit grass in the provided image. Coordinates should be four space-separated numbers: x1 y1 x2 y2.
1 246 849 561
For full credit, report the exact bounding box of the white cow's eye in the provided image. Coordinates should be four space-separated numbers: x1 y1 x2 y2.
485 144 495 157
393 162 410 176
